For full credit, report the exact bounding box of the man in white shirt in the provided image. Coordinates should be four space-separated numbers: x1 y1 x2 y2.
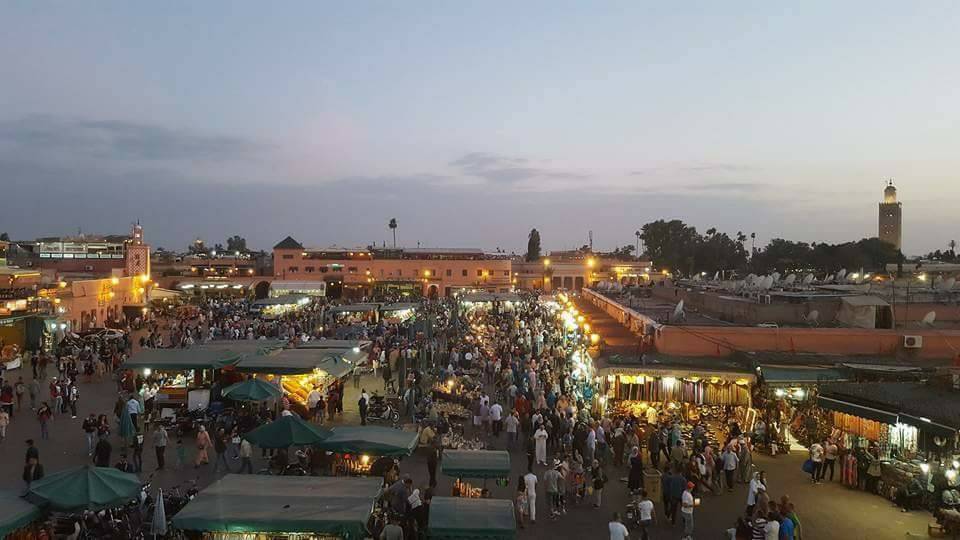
489 402 503 436
608 512 630 540
523 471 538 523
680 481 695 540
505 412 520 449
636 490 655 540
721 446 739 491
822 438 839 482
126 395 143 432
746 471 766 516
809 442 824 484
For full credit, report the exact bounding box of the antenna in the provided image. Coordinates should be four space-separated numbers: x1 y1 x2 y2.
921 311 937 326
588 230 593 251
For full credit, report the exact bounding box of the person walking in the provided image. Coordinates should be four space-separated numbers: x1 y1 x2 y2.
523 470 538 524
153 425 168 470
608 512 630 540
821 438 838 482
0 407 9 441
515 477 529 529
505 411 519 449
126 394 142 432
427 447 439 488
592 459 607 508
358 390 368 426
195 425 211 467
212 428 231 473
490 401 503 437
132 433 144 473
36 402 52 440
29 378 39 411
722 444 739 492
94 437 112 467
680 481 695 540
544 463 561 517
14 377 25 411
636 490 655 540
23 457 44 487
534 424 549 465
239 437 253 473
66 381 79 418
82 413 98 455
808 441 824 484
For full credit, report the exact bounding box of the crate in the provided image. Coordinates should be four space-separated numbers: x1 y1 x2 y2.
643 468 662 502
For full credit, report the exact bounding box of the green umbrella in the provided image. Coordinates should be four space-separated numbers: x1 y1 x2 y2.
242 415 332 449
119 403 135 441
223 379 283 402
26 465 141 511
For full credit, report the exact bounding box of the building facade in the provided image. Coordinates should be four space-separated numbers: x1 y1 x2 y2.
879 180 902 251
272 237 513 297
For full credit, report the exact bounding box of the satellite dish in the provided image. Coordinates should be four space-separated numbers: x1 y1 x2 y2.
823 272 834 284
669 300 686 323
944 278 956 291
921 311 937 326
934 275 944 287
784 274 797 286
693 274 701 282
836 269 847 281
803 310 820 327
802 273 814 285
762 275 775 290
746 273 757 283
713 271 720 281
771 272 781 283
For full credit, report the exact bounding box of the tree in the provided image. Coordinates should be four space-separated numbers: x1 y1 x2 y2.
0 232 9 241
610 245 636 260
188 238 205 254
640 220 700 275
526 229 542 262
388 218 398 248
226 235 247 253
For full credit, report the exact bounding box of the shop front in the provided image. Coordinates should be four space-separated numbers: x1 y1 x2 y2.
314 426 419 477
441 450 511 498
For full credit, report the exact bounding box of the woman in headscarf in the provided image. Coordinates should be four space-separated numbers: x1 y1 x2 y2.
627 446 644 492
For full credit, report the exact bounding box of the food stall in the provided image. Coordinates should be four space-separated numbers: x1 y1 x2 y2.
121 349 244 408
250 294 311 320
315 426 419 477
326 304 381 325
235 348 364 417
441 450 511 497
172 475 382 540
0 490 41 540
428 497 516 540
378 302 418 324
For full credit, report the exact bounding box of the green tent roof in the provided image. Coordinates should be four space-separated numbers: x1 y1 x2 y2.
223 378 283 401
242 415 332 449
26 466 141 511
428 497 516 540
441 451 511 479
296 339 371 351
236 348 362 377
198 339 287 355
315 426 419 457
172 475 381 538
0 491 40 537
122 348 242 371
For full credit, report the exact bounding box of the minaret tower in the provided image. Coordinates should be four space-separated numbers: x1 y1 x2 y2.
878 180 902 251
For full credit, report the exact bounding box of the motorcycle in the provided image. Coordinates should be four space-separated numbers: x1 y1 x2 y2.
366 395 400 424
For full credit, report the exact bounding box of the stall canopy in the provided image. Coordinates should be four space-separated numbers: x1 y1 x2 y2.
222 378 282 401
819 381 960 436
760 366 849 384
315 426 419 457
242 415 332 449
441 450 511 479
235 348 362 377
172 475 381 539
297 339 372 351
428 497 516 540
380 302 418 312
0 490 40 537
252 294 309 306
459 292 522 303
199 339 287 356
26 465 141 511
122 349 243 371
328 303 380 313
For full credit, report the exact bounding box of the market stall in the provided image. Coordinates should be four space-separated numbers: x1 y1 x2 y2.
25 465 141 511
0 490 41 539
378 302 418 324
122 349 243 408
427 497 516 540
315 426 419 476
326 304 381 325
172 475 382 540
222 378 283 402
242 415 331 449
441 450 511 497
235 348 363 415
250 294 311 319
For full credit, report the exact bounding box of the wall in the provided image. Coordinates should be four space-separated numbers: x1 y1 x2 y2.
60 276 147 330
651 286 842 325
584 288 960 362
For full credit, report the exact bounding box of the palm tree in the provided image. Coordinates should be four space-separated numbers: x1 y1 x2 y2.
388 218 398 248
949 239 957 253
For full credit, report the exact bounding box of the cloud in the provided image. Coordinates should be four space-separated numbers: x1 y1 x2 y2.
0 115 264 162
630 163 754 176
450 152 587 184
681 182 764 192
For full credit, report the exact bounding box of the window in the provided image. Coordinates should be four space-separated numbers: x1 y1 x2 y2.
348 267 358 273
305 266 315 273
504 271 510 277
289 267 299 273
319 266 328 273
446 269 452 277
282 254 294 259
477 269 483 277
397 270 402 277
462 269 468 277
